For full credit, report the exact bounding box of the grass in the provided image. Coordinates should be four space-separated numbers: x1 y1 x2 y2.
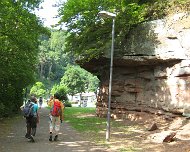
63 107 139 152
64 107 106 131
119 147 138 152
64 107 128 130
64 107 107 143
64 107 133 131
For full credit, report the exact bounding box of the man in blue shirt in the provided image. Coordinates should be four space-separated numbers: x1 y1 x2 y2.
25 96 39 142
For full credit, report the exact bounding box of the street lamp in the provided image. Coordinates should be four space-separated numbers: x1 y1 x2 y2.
98 11 116 141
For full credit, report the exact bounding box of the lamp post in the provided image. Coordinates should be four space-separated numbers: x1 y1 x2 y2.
98 11 116 141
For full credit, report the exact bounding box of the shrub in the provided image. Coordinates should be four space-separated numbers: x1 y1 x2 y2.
64 101 72 107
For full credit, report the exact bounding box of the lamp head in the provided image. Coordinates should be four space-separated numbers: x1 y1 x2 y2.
98 11 116 18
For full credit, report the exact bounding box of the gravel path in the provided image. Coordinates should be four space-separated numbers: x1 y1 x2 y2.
0 108 109 152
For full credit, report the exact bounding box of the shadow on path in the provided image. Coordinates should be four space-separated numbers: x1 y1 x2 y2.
0 108 109 152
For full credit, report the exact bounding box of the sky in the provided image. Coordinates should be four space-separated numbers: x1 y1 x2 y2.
35 0 66 28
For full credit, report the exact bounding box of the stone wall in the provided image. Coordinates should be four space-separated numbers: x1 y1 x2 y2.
81 12 190 119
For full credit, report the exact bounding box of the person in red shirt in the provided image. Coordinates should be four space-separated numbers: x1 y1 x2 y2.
48 93 64 141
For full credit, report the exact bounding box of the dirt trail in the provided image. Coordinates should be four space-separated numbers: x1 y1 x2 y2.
0 108 110 152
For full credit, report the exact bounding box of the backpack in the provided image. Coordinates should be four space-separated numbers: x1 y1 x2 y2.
50 100 61 117
23 102 34 118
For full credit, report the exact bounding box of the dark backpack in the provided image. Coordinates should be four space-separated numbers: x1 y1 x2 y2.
23 102 34 118
50 100 61 117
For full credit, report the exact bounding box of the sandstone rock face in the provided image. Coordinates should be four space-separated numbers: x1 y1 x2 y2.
82 13 190 118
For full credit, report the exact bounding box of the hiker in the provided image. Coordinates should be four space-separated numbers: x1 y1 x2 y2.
39 96 43 109
49 95 54 103
23 96 39 142
48 93 64 141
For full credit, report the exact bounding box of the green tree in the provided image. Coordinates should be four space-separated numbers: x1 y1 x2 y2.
58 0 172 62
38 30 72 82
87 73 100 93
30 82 46 97
51 84 68 101
0 0 47 117
60 65 86 96
60 65 99 95
58 0 145 61
49 30 73 80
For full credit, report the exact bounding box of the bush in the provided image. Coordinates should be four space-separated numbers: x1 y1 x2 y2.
0 103 5 117
64 101 72 107
51 84 68 101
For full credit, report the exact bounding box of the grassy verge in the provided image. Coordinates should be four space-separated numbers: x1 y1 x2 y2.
64 107 105 131
64 107 106 143
64 107 140 152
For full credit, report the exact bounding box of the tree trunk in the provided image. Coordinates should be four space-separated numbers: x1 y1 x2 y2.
39 62 44 78
48 63 52 78
79 93 82 107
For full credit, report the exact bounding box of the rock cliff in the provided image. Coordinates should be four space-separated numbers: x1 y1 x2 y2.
81 12 190 119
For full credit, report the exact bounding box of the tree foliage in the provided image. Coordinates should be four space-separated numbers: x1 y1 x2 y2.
30 82 46 97
87 73 100 93
58 0 184 62
60 65 99 96
0 0 47 117
51 84 68 101
38 30 72 82
37 29 100 100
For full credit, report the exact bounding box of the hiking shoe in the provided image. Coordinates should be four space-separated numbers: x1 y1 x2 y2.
49 135 52 141
25 134 30 139
54 135 58 141
29 135 35 142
